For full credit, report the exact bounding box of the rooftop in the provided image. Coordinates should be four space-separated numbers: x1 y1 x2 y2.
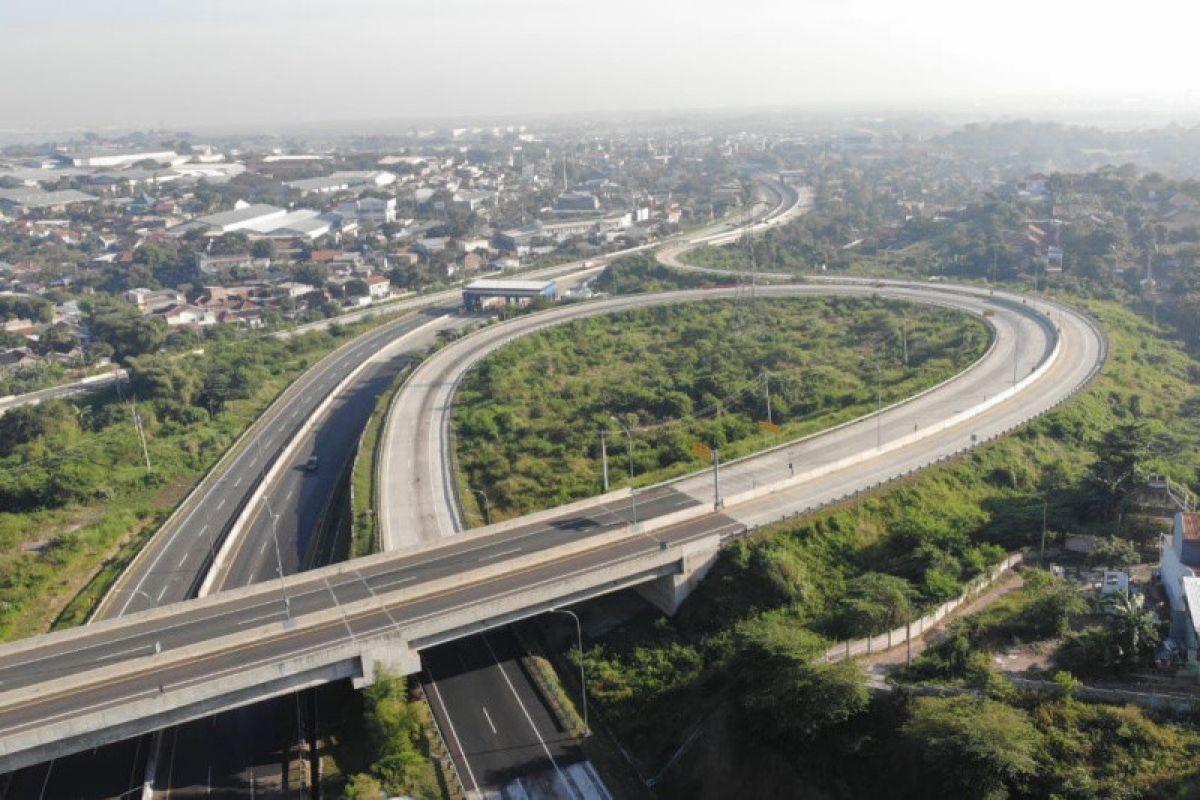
465 279 554 292
1182 512 1200 541
196 204 284 228
0 189 97 208
284 176 350 192
1183 576 1200 637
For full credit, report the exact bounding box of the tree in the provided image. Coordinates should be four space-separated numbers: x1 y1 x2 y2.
900 696 1041 799
361 668 427 796
1057 626 1118 678
126 354 202 406
1025 575 1089 636
294 261 329 288
0 402 70 456
736 610 868 742
0 296 53 324
1105 590 1160 664
741 657 868 743
841 572 918 637
198 362 251 415
1086 423 1153 519
1087 536 1139 570
208 231 250 255
133 242 178 268
88 304 166 361
342 773 384 800
250 238 276 259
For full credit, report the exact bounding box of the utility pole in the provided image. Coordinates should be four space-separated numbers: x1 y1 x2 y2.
713 448 723 510
599 429 610 493
871 363 882 449
1040 499 1048 567
901 317 908 366
762 372 773 426
130 402 151 471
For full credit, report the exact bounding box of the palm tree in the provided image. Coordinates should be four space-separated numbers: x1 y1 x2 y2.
1104 590 1160 663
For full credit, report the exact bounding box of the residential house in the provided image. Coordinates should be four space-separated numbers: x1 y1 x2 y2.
125 288 184 313
156 304 216 327
1160 512 1200 668
0 347 39 369
365 274 391 299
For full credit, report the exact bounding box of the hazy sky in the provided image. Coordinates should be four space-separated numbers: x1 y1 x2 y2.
2 0 1198 131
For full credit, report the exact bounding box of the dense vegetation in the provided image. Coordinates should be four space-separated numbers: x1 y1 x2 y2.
0 318 380 640
329 670 444 800
899 569 1161 690
452 294 989 521
539 289 1200 798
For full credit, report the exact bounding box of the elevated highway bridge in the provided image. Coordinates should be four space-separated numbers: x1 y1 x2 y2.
0 276 1104 774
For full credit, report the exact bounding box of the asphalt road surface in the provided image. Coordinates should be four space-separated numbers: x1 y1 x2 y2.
0 309 464 798
147 308 474 799
422 629 611 800
0 178 801 798
0 370 128 417
376 282 1076 548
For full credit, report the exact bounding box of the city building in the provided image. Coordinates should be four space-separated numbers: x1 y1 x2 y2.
1160 512 1200 668
462 278 555 310
286 171 396 196
186 203 286 234
0 189 97 213
555 192 600 212
366 274 391 299
54 148 178 168
336 197 397 226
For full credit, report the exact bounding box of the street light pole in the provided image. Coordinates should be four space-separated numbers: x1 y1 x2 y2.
599 429 610 493
713 448 723 510
872 363 882 449
263 496 292 624
762 372 773 426
611 416 637 527
549 607 589 736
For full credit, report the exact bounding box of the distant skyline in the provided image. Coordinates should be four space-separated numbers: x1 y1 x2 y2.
3 0 1199 133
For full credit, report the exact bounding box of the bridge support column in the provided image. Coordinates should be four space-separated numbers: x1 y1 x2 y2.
636 534 722 616
353 636 422 688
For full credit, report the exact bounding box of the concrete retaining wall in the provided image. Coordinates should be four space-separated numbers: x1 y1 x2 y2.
824 553 1024 662
199 315 446 596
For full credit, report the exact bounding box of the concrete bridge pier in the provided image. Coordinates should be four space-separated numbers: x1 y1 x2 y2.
636 534 722 615
354 636 422 687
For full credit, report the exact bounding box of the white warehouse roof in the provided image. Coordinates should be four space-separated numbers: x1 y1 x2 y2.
196 203 285 231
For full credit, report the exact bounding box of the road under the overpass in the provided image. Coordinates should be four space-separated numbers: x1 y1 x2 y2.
0 179 800 799
0 274 1103 778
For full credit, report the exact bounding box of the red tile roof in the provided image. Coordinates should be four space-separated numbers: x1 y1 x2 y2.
1183 513 1200 541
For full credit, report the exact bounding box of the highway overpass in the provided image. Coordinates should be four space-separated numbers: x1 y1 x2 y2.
0 277 1104 774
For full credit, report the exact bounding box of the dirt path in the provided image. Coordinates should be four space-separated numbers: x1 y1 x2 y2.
861 570 1026 680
